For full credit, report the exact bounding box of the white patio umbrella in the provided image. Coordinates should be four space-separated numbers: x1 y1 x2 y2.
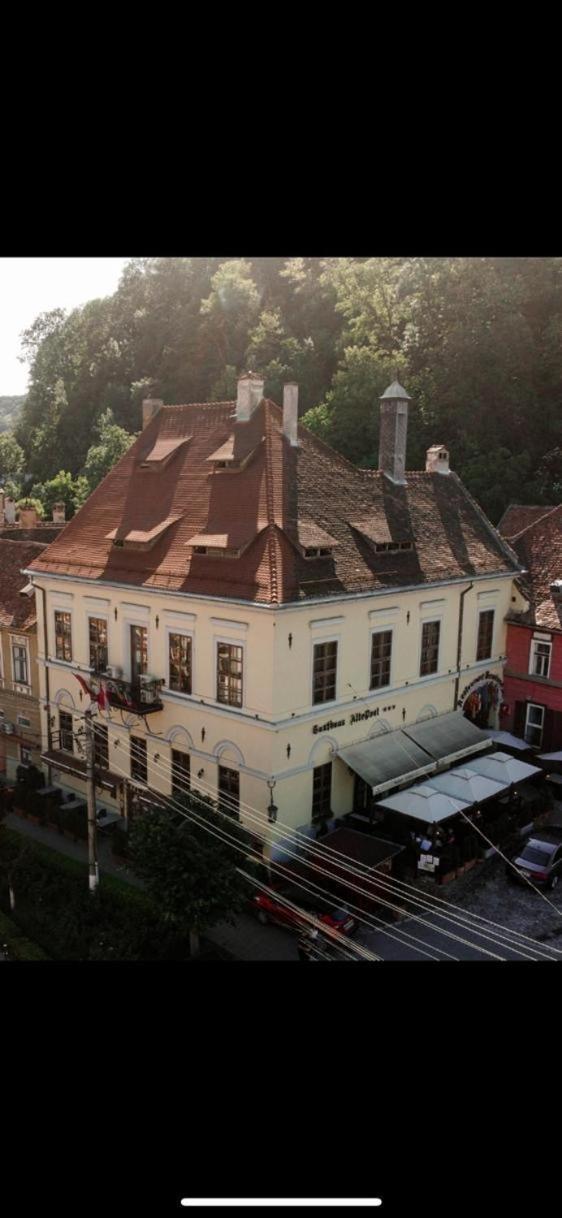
428 767 507 804
464 751 541 786
377 782 471 825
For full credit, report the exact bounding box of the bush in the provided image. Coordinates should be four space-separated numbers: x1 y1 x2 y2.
111 824 129 859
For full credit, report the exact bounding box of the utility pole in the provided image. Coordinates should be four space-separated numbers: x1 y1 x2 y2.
84 707 99 894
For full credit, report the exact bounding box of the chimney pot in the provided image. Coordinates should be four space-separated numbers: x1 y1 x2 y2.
142 398 164 429
52 500 66 523
378 380 411 485
426 445 450 475
283 383 299 446
236 372 264 422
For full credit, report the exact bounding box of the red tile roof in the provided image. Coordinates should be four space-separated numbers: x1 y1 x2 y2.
497 503 556 539
502 504 562 630
27 399 520 604
0 540 47 631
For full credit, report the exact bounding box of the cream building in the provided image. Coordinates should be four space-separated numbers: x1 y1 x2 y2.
25 376 523 855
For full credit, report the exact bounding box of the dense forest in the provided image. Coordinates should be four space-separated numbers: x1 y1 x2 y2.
0 395 24 433
4 257 562 523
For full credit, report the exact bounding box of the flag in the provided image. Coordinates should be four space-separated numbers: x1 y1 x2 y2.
74 673 93 699
97 683 108 712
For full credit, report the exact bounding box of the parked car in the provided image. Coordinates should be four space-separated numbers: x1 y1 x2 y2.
251 886 357 935
506 831 562 889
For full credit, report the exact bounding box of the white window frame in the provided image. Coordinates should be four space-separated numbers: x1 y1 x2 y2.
476 608 495 662
311 633 340 709
215 635 245 710
10 635 30 688
17 714 31 728
165 626 195 697
418 617 442 679
369 626 393 691
524 702 545 747
529 637 552 679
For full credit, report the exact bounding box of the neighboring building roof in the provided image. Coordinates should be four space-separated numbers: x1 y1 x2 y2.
27 399 520 605
501 504 562 630
0 539 46 630
497 503 556 539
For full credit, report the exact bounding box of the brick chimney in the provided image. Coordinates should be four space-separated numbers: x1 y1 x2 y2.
283 383 299 446
426 444 450 474
236 372 264 422
52 500 66 523
378 380 411 485
142 398 164 429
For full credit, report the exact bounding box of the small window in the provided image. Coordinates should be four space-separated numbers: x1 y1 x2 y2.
194 546 208 554
130 736 147 784
218 764 240 818
168 634 192 694
217 643 243 708
54 611 72 662
524 703 544 747
17 714 31 728
171 748 191 795
59 710 74 753
370 630 392 690
420 620 440 677
12 644 29 685
20 745 32 765
530 639 551 679
312 762 332 821
477 609 494 662
313 641 338 704
89 617 108 672
94 723 109 770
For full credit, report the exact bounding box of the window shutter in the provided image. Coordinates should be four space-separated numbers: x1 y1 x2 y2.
542 709 562 753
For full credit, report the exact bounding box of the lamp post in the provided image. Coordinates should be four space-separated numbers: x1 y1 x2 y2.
267 778 278 824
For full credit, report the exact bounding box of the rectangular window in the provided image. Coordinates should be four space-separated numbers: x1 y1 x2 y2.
171 748 191 795
12 644 29 685
17 714 31 728
217 643 243 707
59 710 74 753
530 638 552 679
20 745 32 765
218 764 240 818
370 630 392 690
130 736 147 783
476 610 494 662
313 641 338 704
130 625 148 682
94 723 109 770
524 702 545 747
169 634 192 694
420 620 440 676
89 617 108 672
54 611 72 662
312 762 332 820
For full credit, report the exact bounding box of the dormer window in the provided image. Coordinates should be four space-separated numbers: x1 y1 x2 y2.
374 541 413 553
192 545 242 559
304 546 334 559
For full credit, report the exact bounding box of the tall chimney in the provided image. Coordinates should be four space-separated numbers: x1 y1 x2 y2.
142 398 164 429
236 372 264 422
378 380 411 485
283 383 299 446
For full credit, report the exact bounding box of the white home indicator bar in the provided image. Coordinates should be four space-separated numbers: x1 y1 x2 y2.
181 1202 382 1209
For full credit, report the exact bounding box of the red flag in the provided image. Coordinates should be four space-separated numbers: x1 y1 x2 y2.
96 684 108 712
74 673 93 699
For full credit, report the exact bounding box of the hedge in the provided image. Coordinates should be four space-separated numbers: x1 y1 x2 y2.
0 828 196 961
0 909 49 960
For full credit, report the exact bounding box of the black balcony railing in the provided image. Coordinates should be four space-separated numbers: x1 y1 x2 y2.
100 675 164 715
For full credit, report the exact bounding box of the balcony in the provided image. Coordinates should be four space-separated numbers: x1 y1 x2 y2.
99 674 164 716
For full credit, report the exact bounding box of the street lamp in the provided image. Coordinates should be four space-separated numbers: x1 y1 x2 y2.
267 778 278 824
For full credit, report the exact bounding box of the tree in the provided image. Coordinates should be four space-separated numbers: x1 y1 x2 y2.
30 470 88 521
80 409 135 492
128 794 250 956
0 432 25 479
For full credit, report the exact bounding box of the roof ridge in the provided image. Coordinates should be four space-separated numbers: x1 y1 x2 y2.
448 471 522 573
510 503 562 542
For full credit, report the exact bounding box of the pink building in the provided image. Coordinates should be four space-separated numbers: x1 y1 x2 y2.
498 504 562 751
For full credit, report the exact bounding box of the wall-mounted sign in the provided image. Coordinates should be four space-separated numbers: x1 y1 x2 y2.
313 705 397 733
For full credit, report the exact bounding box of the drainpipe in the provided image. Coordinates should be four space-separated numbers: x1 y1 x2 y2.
34 581 52 784
454 581 473 711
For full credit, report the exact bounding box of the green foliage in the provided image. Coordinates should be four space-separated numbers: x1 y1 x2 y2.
0 431 25 478
0 909 49 960
80 408 135 492
128 793 249 936
30 469 86 520
16 496 44 519
13 255 562 522
0 395 25 434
